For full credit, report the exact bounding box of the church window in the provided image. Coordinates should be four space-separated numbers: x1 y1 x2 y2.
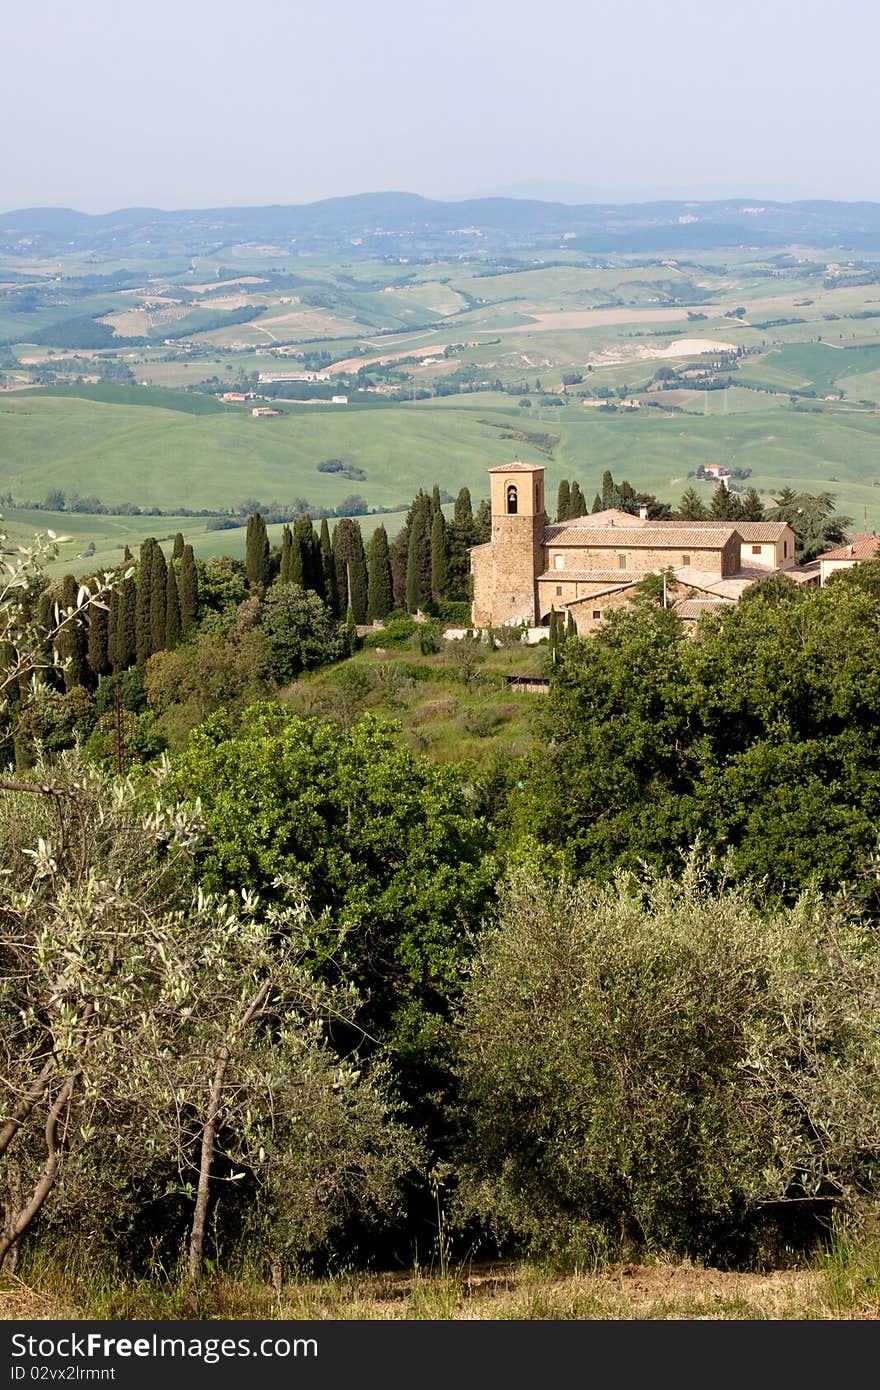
506 484 518 514
554 554 565 569
682 554 691 566
556 585 563 596
618 554 627 570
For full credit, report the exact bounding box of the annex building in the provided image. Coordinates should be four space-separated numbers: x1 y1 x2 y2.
470 462 807 635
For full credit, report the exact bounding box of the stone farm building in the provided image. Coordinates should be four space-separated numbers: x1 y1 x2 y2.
471 461 810 635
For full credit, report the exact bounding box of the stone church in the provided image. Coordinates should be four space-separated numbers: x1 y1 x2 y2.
470 461 806 635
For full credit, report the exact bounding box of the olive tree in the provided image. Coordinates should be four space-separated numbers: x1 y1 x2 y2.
455 859 880 1263
0 760 418 1280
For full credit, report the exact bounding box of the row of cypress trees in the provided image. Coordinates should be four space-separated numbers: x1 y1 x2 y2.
244 485 489 625
53 533 199 691
51 482 489 696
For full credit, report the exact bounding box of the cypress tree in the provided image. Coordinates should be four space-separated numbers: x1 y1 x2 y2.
474 498 491 543
405 492 432 612
453 487 473 527
288 525 304 587
107 586 120 672
556 479 571 522
135 538 155 665
245 512 270 588
172 532 185 561
293 516 317 591
279 525 293 585
367 525 393 621
390 526 409 611
601 469 615 506
165 560 181 650
180 545 199 634
87 601 110 681
58 574 87 690
123 544 134 563
345 605 359 655
566 611 577 639
118 576 137 669
431 482 442 516
591 493 603 513
405 519 422 613
447 488 478 603
430 509 448 602
332 519 368 623
319 518 337 615
150 544 168 654
569 482 587 518
349 521 368 624
309 528 325 601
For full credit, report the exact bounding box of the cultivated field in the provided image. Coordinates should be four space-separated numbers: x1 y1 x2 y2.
4 239 880 543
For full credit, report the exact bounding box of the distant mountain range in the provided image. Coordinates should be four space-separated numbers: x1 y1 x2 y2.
4 192 880 259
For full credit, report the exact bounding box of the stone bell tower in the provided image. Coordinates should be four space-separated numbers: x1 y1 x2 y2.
471 461 546 627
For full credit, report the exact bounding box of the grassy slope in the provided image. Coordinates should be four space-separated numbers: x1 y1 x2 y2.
0 394 544 511
3 390 880 537
285 639 545 766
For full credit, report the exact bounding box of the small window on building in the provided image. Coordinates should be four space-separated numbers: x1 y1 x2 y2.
783 540 788 558
506 484 518 514
618 554 627 570
555 554 565 569
592 609 601 619
556 585 563 596
682 554 691 566
751 544 761 555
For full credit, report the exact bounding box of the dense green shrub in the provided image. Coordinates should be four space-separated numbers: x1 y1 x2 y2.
455 861 880 1264
362 612 417 649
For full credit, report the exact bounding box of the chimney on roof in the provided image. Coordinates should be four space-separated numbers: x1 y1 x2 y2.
610 518 615 526
639 505 649 520
849 544 855 555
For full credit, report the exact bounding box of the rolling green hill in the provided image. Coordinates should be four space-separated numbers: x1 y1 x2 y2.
3 390 880 539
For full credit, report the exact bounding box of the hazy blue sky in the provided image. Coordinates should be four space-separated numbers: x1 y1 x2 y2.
4 0 877 211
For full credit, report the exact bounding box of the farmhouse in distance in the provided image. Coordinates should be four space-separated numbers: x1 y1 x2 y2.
471 461 818 634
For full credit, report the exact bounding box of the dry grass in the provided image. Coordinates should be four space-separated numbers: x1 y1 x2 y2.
2 1258 876 1322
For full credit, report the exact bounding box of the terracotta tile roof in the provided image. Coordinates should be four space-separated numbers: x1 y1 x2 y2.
672 569 757 600
487 460 544 473
544 523 740 548
727 521 789 542
538 570 640 583
818 534 880 562
672 598 733 619
653 519 791 542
